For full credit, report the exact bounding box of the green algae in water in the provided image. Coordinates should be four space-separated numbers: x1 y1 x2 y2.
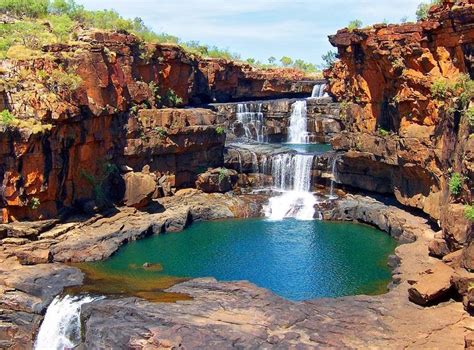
82 219 397 301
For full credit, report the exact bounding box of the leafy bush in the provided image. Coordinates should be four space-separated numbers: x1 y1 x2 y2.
416 0 442 21
378 127 390 137
465 204 474 222
163 89 183 107
449 172 463 196
218 168 226 184
215 126 225 135
0 109 15 125
37 69 82 93
81 162 118 207
467 107 474 128
154 127 167 138
321 51 337 69
348 20 363 32
0 0 49 18
29 197 41 210
431 74 473 106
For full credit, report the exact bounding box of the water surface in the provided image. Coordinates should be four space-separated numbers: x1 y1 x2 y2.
83 219 396 301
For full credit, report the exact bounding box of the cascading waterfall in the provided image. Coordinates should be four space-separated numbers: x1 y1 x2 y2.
288 100 309 144
35 295 100 350
328 155 339 200
311 82 328 98
265 153 316 220
236 103 266 142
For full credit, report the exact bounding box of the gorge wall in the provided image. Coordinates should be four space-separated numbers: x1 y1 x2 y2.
325 0 473 266
0 30 316 222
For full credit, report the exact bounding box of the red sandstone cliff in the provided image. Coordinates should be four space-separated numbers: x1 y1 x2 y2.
325 0 473 267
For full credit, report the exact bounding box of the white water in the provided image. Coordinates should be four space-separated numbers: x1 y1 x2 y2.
35 295 99 350
265 153 316 220
288 100 309 144
311 83 328 98
236 103 266 142
328 155 339 200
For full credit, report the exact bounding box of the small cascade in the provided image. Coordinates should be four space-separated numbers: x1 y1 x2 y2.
311 82 328 98
251 152 259 173
288 100 309 144
236 103 266 142
35 295 100 350
328 155 339 200
265 153 316 220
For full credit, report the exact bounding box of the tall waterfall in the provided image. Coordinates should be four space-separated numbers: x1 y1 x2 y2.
236 103 266 142
265 153 316 220
311 82 328 98
288 101 309 144
35 295 99 350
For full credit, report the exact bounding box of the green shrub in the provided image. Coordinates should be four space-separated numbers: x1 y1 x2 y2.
215 126 225 135
163 89 183 107
81 162 118 207
154 127 167 138
0 0 49 18
378 127 390 137
0 109 15 125
465 204 474 222
467 107 474 128
321 51 337 69
431 78 450 100
280 56 293 67
218 168 226 184
348 20 363 32
416 0 442 21
29 197 41 210
448 172 463 196
37 69 82 93
47 13 73 42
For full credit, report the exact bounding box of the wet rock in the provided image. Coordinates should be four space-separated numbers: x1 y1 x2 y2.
408 263 454 306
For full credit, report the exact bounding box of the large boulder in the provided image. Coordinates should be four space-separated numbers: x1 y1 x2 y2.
195 168 238 193
408 263 454 306
123 172 157 208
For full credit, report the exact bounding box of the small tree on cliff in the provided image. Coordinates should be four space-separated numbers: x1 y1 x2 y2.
416 0 442 20
321 51 338 69
268 56 276 65
280 56 293 67
347 19 363 32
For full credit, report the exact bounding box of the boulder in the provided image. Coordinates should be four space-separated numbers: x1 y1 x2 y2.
123 172 157 208
463 242 474 272
428 239 450 258
466 332 474 350
408 263 454 306
195 168 238 193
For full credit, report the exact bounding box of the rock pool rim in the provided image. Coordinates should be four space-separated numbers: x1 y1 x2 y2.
75 217 398 302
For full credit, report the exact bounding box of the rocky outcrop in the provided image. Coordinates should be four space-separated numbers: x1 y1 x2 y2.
0 108 225 221
325 0 474 270
212 97 341 143
195 168 239 193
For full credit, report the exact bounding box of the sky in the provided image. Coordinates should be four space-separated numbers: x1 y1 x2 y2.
75 0 422 66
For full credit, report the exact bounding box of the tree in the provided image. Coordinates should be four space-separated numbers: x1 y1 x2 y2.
280 56 293 67
321 50 337 69
246 58 256 65
416 0 442 21
347 19 363 32
400 16 409 23
268 56 276 65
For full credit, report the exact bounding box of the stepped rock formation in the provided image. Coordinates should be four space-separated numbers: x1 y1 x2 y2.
325 0 473 266
0 30 316 222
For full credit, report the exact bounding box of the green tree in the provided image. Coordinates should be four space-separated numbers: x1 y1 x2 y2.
268 56 276 65
416 0 442 21
347 19 363 32
321 50 337 69
280 56 293 67
0 0 49 17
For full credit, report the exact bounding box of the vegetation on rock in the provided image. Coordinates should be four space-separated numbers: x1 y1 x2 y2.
448 172 463 196
465 204 474 222
416 0 442 20
347 20 363 32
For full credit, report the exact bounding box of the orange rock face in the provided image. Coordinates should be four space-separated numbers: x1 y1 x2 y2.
325 1 473 133
326 0 473 261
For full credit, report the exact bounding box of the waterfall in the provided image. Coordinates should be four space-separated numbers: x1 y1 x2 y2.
35 295 99 350
311 82 328 98
328 155 339 200
236 103 266 142
265 153 316 220
288 101 309 144
251 152 259 173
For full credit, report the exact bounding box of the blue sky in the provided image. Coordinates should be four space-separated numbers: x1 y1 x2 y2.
76 0 421 65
